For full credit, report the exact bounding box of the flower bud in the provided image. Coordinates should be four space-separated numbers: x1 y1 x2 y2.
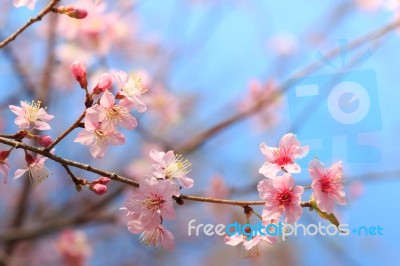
53 6 88 19
25 153 35 165
90 183 108 195
35 135 53 148
93 73 113 94
0 150 11 162
70 61 88 89
96 177 111 185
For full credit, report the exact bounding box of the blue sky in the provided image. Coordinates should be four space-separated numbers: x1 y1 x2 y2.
1 1 400 265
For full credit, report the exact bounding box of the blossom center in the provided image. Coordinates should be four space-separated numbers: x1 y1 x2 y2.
165 154 191 178
94 128 108 143
123 76 146 97
139 228 161 247
106 105 128 122
28 162 49 184
25 100 41 123
142 193 165 212
275 189 292 206
273 146 294 166
319 171 342 196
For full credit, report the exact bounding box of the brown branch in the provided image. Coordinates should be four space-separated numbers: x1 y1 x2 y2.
38 13 58 102
176 194 311 207
0 136 313 208
0 211 115 242
46 110 86 151
3 178 31 255
0 0 61 49
0 136 139 187
62 164 85 190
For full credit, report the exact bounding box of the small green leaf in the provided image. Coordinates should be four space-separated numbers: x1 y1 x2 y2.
309 200 340 228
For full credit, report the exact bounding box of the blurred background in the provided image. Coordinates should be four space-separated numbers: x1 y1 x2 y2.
0 0 399 265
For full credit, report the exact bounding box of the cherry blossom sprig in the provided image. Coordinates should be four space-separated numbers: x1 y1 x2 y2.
0 130 344 256
70 63 147 159
0 64 346 257
257 134 345 223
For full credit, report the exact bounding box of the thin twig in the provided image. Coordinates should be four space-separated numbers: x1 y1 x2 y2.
0 136 139 187
0 0 61 49
62 164 84 188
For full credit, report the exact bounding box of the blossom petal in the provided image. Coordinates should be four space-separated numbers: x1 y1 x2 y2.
14 168 28 179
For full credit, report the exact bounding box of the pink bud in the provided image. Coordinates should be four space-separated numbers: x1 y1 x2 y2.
36 135 53 148
91 183 108 195
93 73 113 94
70 61 88 89
0 150 11 162
97 177 111 185
65 8 88 19
25 153 35 165
53 6 88 19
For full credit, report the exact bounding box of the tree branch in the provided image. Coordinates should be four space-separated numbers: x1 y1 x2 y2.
0 0 61 49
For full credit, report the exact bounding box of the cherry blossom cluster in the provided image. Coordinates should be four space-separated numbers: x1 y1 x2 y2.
72 61 147 159
122 150 194 250
257 133 346 224
0 101 55 184
223 134 346 258
56 229 91 266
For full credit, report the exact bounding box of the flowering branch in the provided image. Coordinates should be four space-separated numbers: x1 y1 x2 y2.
0 136 139 187
175 194 312 207
0 136 314 208
0 0 61 49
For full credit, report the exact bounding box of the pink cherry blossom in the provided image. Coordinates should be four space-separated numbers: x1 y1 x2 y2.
35 135 53 148
124 178 179 230
56 229 91 266
349 180 364 200
258 173 304 223
150 149 193 189
74 108 125 159
13 0 37 10
56 1 132 55
114 70 147 112
144 83 183 129
225 234 275 259
93 73 113 93
268 32 298 56
70 60 87 88
14 152 51 184
9 101 54 130
259 133 309 178
355 0 384 12
309 159 346 214
239 79 280 131
139 225 175 251
94 91 137 131
0 150 11 184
